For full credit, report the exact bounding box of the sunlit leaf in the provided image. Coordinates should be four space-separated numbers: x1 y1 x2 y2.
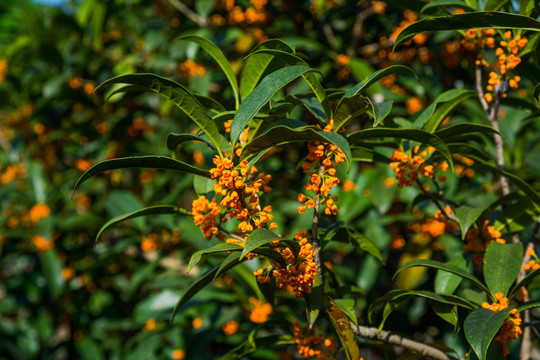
464 307 513 360
483 242 523 296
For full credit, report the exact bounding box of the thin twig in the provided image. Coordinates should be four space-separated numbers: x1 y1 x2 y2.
416 179 458 224
475 62 490 112
311 165 326 282
168 0 209 27
350 323 460 360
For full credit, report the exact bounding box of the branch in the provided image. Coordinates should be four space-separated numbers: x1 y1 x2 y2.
350 324 460 360
346 6 376 57
475 62 489 112
168 0 209 27
416 179 458 224
311 164 326 282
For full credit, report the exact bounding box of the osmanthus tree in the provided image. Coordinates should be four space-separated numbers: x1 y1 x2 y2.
74 3 540 360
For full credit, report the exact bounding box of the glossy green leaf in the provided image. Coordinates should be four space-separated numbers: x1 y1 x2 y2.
248 49 332 119
413 89 476 132
347 128 454 169
421 0 476 14
395 12 540 49
435 123 501 141
334 298 358 326
241 120 351 170
193 175 215 196
517 300 540 312
171 257 242 321
215 252 244 280
166 133 214 152
306 274 323 327
335 65 417 130
435 256 468 295
176 35 239 108
249 247 287 267
240 228 282 260
73 156 210 194
394 259 491 296
240 39 294 100
187 243 243 273
95 74 222 155
231 65 321 145
455 206 485 240
464 307 513 360
428 300 459 332
483 242 523 296
333 94 369 130
509 267 540 299
368 99 393 127
348 230 383 263
323 296 361 360
96 205 187 241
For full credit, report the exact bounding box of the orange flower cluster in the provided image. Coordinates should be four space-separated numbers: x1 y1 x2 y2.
453 153 475 178
482 293 522 356
464 29 527 102
405 96 423 115
247 296 272 323
523 248 540 271
336 54 350 80
298 120 344 216
389 10 428 47
0 163 26 185
464 220 505 265
222 320 240 335
292 321 337 359
32 235 54 251
191 195 221 240
29 203 50 224
0 58 7 83
210 155 276 235
389 146 448 188
178 59 206 78
212 0 268 26
254 230 318 299
371 1 386 14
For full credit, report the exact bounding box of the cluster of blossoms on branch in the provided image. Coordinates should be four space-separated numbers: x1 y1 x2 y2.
482 293 522 356
298 120 345 216
463 29 527 102
464 220 505 265
389 146 448 188
292 321 337 359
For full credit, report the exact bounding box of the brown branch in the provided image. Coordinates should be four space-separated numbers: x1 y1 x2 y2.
311 164 326 282
168 0 209 27
416 179 458 224
475 62 490 112
350 324 460 360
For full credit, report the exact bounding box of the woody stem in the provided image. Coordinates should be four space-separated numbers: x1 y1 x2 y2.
311 164 326 282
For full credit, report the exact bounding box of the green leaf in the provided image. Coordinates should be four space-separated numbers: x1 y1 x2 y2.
333 94 369 130
517 300 540 312
483 242 523 296
187 243 243 273
455 206 485 240
421 0 476 14
240 120 352 170
413 89 476 132
176 35 239 108
73 156 210 194
435 123 501 141
240 39 294 100
347 128 454 169
166 133 214 152
40 250 64 300
335 65 417 131
323 296 361 360
248 49 332 119
240 229 282 260
394 12 540 49
231 65 321 145
534 83 540 102
193 175 215 196
464 307 513 360
95 74 222 155
348 230 383 263
435 256 468 295
171 258 242 321
306 274 323 327
96 205 187 241
368 99 393 127
334 299 358 326
509 267 540 299
394 259 491 296
428 300 459 332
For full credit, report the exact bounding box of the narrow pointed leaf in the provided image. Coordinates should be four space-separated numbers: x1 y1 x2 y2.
509 267 540 299
394 259 491 296
517 300 540 312
248 49 332 120
241 229 282 260
348 231 383 263
73 156 210 194
435 123 501 140
96 205 187 241
240 120 351 170
464 307 513 359
395 12 540 49
323 296 361 360
368 99 393 127
455 206 486 240
306 274 323 327
483 242 523 296
177 35 239 108
231 65 321 145
95 74 222 154
412 89 476 132
347 128 454 169
172 257 242 321
334 299 358 326
240 39 294 100
166 133 214 152
333 94 369 130
187 243 243 273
